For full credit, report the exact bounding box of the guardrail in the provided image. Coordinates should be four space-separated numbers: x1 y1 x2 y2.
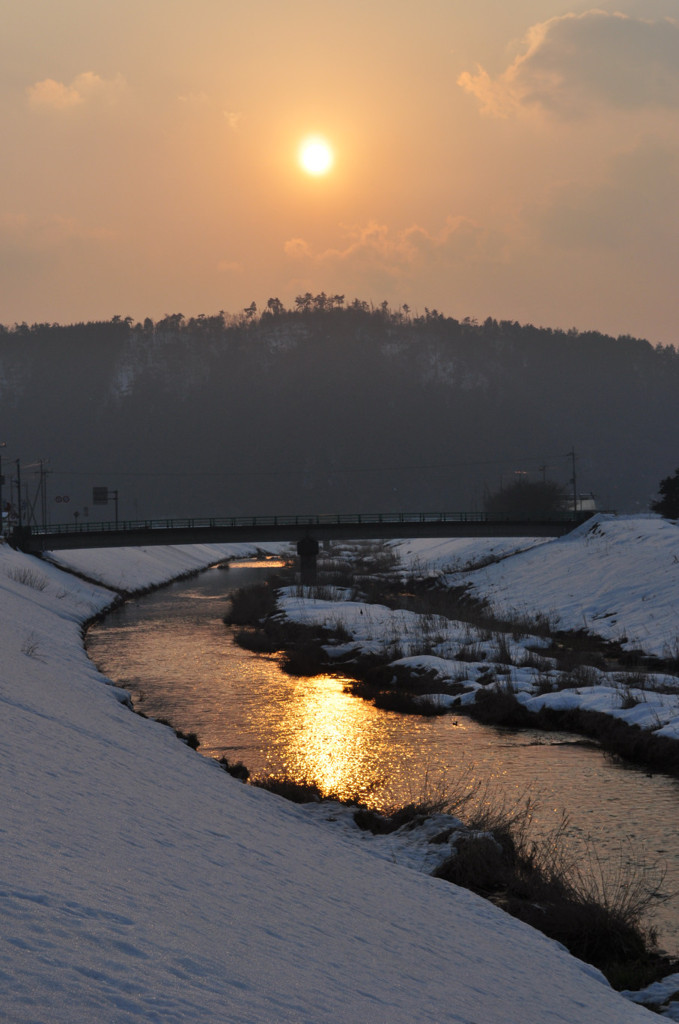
26 509 590 537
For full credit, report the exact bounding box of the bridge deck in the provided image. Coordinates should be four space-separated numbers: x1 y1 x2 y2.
13 512 592 552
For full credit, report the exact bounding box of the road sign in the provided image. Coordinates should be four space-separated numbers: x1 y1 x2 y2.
92 487 108 505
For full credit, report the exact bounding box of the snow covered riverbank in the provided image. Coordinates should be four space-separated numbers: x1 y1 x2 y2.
392 514 679 660
0 534 673 1022
278 515 679 741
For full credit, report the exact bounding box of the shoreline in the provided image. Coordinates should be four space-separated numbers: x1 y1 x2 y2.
87 552 679 985
2 538 676 1021
233 607 679 781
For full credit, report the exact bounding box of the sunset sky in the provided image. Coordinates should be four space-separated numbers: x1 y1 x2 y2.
2 0 678 344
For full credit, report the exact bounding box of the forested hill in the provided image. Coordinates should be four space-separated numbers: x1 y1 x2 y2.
2 298 677 520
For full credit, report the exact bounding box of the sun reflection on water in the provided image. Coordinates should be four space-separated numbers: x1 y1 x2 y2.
266 674 388 802
253 670 476 810
225 559 289 569
86 563 679 952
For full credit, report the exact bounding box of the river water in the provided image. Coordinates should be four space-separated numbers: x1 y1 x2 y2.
86 559 679 953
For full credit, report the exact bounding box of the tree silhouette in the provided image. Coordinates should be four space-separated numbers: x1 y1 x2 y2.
265 297 285 317
650 469 679 519
484 480 568 519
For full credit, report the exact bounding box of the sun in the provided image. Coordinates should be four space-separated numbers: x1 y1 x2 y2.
299 136 334 176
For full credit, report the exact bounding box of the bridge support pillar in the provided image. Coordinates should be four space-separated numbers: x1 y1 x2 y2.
297 535 319 586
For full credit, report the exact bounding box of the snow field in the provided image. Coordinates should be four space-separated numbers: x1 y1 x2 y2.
0 536 666 1022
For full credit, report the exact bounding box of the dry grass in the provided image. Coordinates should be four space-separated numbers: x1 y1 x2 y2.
7 566 48 591
432 791 672 988
248 761 674 987
250 775 325 802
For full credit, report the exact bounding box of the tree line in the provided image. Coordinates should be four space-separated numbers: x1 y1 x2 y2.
2 295 675 362
2 298 678 519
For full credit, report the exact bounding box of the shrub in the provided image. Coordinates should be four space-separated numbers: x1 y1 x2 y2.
662 636 679 672
456 642 486 663
650 467 679 518
280 635 328 676
156 718 200 749
251 775 324 803
372 690 446 716
224 583 277 625
176 729 200 749
7 566 48 591
217 756 250 780
470 681 529 727
21 632 42 658
433 810 671 987
233 627 279 654
246 762 674 988
354 800 448 834
519 648 549 670
493 632 515 665
484 479 568 519
357 769 481 833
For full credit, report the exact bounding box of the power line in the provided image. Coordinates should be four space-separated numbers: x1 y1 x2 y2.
48 452 577 481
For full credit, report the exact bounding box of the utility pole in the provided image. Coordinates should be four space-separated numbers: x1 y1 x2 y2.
568 448 577 513
0 442 5 536
16 459 22 530
38 459 50 530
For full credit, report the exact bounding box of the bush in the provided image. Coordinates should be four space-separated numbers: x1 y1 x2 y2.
650 467 679 518
251 775 324 803
353 771 674 987
433 810 672 987
354 800 444 834
232 627 280 654
217 756 250 780
470 682 530 726
177 729 200 749
21 632 42 658
156 718 200 749
6 566 48 591
493 632 515 665
484 479 569 519
224 583 277 625
245 762 674 988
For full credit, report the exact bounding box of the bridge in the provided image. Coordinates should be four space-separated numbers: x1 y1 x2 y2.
12 510 591 555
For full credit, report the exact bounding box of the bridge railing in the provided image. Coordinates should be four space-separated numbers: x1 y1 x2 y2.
27 509 588 537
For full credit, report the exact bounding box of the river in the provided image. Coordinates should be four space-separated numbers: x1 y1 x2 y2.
86 558 679 954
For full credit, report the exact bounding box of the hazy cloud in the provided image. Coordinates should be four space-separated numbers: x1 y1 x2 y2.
27 72 126 111
175 94 243 131
177 91 211 107
0 212 117 250
459 11 679 118
223 111 243 130
284 217 485 276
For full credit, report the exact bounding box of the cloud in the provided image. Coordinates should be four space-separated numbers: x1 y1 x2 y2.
177 91 211 107
459 11 679 118
0 212 117 251
284 217 485 277
175 94 243 130
27 72 126 112
223 111 243 131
